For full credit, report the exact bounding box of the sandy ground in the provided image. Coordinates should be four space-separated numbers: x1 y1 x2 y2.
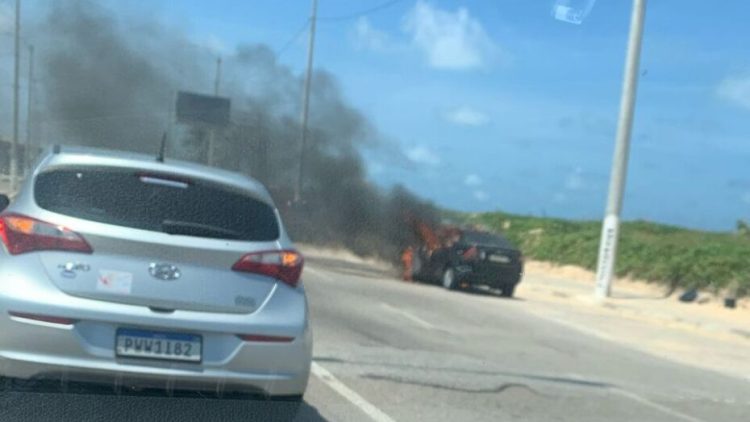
516 262 750 380
524 260 750 311
522 260 750 343
299 244 394 272
299 244 750 381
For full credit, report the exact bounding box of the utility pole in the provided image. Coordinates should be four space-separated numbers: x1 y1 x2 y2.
10 0 20 191
594 0 647 299
24 44 33 170
214 56 222 96
206 126 215 166
257 112 268 183
295 0 318 202
207 56 222 166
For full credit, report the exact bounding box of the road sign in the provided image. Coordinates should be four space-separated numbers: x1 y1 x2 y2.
175 91 231 127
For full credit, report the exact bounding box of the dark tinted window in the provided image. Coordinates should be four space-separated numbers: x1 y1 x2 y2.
461 231 513 249
35 167 279 241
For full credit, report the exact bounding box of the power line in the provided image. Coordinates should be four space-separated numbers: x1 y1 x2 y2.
275 20 309 58
276 0 406 58
317 0 406 22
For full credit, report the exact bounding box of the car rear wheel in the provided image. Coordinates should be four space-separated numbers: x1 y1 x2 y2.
442 268 458 290
500 284 516 298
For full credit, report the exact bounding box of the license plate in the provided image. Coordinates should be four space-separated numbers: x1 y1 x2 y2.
488 254 511 264
116 328 202 363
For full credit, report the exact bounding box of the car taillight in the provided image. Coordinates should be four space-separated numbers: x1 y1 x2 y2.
232 250 304 287
0 214 93 255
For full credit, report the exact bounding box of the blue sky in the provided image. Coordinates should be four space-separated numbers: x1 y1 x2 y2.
13 0 750 230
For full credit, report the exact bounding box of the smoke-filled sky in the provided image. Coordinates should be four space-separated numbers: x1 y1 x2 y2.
0 0 439 259
1 0 750 231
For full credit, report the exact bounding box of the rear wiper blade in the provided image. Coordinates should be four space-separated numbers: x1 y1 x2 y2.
161 219 243 240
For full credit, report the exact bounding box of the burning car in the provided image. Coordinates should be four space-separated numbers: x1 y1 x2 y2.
409 224 524 297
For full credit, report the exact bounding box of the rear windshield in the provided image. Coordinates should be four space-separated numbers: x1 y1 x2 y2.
461 231 513 249
34 167 280 241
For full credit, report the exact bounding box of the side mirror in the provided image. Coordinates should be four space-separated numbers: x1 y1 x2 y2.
0 194 9 212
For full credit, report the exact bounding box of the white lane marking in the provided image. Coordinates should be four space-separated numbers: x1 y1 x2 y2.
613 388 705 422
311 362 396 422
380 302 435 330
524 308 623 344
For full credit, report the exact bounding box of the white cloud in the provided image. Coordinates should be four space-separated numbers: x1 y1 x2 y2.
717 74 750 110
742 192 750 205
473 190 489 201
403 1 498 70
443 106 489 126
564 166 585 190
352 17 390 51
406 145 441 166
464 174 482 187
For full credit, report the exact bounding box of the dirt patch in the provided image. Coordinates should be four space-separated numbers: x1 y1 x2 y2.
524 261 595 283
297 243 394 272
522 260 750 362
525 259 750 311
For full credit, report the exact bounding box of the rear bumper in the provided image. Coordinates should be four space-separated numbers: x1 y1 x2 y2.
0 268 312 396
0 314 312 396
454 264 523 287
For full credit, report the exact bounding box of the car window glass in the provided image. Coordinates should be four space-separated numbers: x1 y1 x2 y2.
34 167 279 241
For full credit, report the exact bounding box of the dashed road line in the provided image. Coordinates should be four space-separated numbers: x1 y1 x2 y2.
380 302 435 330
612 388 705 422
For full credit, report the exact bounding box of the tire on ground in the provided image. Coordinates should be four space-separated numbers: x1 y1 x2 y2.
442 267 458 290
500 283 516 298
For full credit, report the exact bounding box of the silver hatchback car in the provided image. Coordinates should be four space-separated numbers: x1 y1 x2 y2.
0 146 311 399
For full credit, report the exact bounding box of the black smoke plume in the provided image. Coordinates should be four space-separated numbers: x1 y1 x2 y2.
30 1 439 260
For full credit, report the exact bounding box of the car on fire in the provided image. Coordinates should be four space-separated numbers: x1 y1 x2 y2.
412 229 524 297
0 146 311 400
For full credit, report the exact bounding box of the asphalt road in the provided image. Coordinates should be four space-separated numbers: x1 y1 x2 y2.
2 254 750 421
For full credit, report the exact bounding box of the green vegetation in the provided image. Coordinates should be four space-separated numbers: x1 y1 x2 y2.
454 211 750 295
